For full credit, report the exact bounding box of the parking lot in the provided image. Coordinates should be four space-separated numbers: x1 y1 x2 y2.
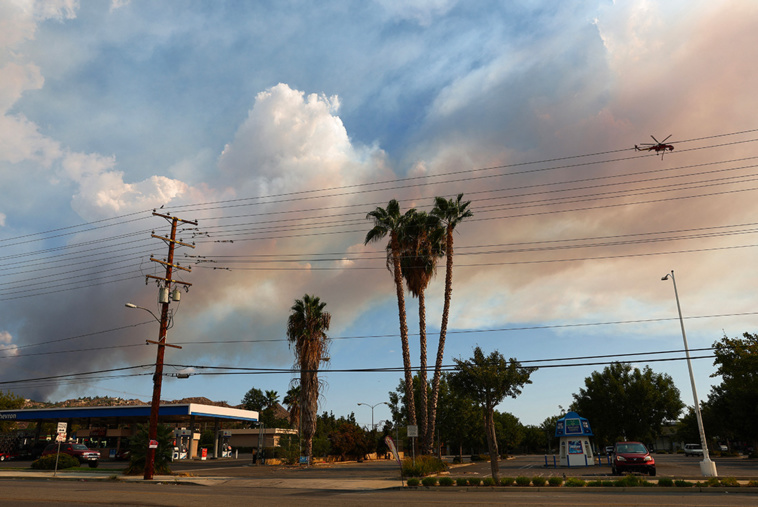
3 452 754 481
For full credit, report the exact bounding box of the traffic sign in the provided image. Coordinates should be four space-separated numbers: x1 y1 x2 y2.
149 440 158 449
56 433 66 443
57 422 67 434
407 425 418 438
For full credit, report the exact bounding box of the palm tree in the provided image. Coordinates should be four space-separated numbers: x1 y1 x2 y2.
426 194 473 453
283 385 301 430
365 200 418 428
398 210 444 452
287 294 331 463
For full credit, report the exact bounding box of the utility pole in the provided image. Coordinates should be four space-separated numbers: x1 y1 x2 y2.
143 211 197 480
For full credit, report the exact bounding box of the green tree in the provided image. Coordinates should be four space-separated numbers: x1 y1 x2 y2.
241 387 266 412
365 200 418 428
571 362 684 446
124 424 173 476
287 294 331 462
706 332 758 449
494 412 524 456
398 210 444 453
434 373 481 458
329 421 373 461
283 385 301 430
449 347 535 480
427 194 473 454
0 390 24 432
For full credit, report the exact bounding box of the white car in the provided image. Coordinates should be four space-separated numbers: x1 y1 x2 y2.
684 443 704 457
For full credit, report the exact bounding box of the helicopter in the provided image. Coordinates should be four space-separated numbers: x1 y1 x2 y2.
635 134 674 159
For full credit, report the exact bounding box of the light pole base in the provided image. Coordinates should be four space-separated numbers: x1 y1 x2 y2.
699 458 717 477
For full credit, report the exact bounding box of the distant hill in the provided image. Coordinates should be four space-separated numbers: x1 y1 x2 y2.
22 395 239 410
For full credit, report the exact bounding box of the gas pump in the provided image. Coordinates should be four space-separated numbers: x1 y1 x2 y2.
173 429 191 460
218 430 232 458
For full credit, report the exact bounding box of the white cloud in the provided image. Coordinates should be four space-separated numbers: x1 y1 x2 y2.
0 331 18 357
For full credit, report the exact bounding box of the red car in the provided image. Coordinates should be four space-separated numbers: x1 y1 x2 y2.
612 441 655 476
41 443 100 468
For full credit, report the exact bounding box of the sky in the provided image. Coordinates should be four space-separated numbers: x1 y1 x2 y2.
2 0 758 432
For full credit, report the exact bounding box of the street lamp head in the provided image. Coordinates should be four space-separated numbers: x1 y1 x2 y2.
125 303 137 308
661 274 670 281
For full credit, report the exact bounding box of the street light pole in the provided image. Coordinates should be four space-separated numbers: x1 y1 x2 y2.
661 270 717 477
357 402 389 431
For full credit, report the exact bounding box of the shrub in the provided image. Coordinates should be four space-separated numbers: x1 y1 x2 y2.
482 477 495 486
720 477 740 487
452 456 462 464
548 476 563 487
421 477 437 487
406 478 420 487
439 477 454 487
746 480 758 487
657 477 674 487
602 481 615 487
515 476 531 486
401 455 449 477
675 480 694 487
32 453 79 470
470 454 490 462
586 480 602 487
124 423 173 476
565 477 586 487
468 477 482 486
531 476 546 487
499 477 515 486
706 477 720 487
456 478 468 486
615 474 641 487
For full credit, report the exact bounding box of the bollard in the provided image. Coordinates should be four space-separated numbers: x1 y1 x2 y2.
544 455 548 467
553 455 557 468
584 454 588 466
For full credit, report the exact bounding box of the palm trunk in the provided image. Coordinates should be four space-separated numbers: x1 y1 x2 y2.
391 232 416 426
301 369 318 461
418 288 428 454
426 226 454 452
484 406 499 481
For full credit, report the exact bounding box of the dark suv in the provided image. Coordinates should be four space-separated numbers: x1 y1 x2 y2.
42 443 100 467
612 441 655 476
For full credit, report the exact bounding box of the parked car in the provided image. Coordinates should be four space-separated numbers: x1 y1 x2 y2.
719 444 728 452
0 452 11 461
612 441 655 476
41 443 100 467
684 443 704 457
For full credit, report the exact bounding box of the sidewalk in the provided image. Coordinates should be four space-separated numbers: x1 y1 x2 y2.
0 469 403 490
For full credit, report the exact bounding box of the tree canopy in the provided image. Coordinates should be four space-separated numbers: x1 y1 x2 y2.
449 347 534 480
705 332 758 449
571 362 684 446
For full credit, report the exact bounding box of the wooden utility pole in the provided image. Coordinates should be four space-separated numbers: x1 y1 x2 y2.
143 211 196 481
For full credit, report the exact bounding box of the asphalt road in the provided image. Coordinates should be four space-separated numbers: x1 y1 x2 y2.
2 480 758 507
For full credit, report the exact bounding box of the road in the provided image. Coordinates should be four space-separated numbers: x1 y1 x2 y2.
1 480 758 507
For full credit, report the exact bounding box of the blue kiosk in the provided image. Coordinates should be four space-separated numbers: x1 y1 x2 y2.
555 411 594 467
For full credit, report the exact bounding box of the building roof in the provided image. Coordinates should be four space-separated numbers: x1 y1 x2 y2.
0 403 259 425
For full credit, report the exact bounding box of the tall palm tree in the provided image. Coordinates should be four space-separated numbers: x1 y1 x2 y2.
426 193 473 453
287 294 331 463
365 200 418 427
283 385 301 430
398 210 444 452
